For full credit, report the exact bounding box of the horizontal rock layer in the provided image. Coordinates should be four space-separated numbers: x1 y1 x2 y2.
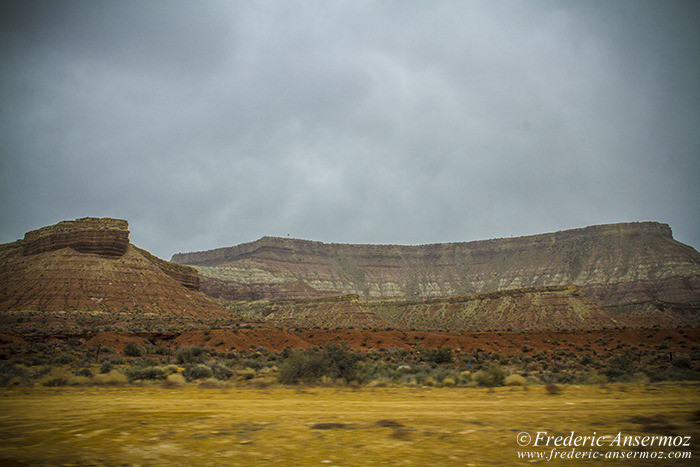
23 218 129 257
19 217 200 290
0 218 225 324
173 222 700 309
0 241 226 318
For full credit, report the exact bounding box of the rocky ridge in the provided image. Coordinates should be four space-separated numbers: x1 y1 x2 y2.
173 222 700 315
0 218 231 330
3 218 697 333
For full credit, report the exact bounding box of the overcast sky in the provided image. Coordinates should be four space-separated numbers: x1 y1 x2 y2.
1 0 698 259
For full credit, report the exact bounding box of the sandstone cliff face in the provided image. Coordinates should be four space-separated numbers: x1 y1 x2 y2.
173 222 700 311
0 218 227 327
22 218 129 257
18 217 200 290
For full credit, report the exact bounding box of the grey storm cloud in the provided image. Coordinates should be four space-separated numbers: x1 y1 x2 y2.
1 0 698 259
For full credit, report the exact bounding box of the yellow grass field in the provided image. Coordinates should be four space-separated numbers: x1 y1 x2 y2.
0 383 698 466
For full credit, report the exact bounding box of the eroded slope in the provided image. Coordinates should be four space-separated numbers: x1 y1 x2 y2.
0 217 233 331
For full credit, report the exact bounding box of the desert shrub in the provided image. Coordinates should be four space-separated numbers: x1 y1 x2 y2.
629 372 650 384
579 354 595 366
100 361 114 374
323 344 360 381
428 365 458 383
278 350 328 384
237 368 256 380
472 364 506 387
176 346 207 364
162 372 186 388
31 366 52 379
441 377 456 387
241 357 266 370
98 345 116 355
420 347 453 365
198 378 224 388
125 366 167 382
361 361 399 383
577 371 608 385
423 376 438 387
278 344 361 385
135 358 158 367
211 363 233 380
67 375 91 386
43 376 68 387
146 345 172 356
504 374 527 386
554 371 576 384
52 354 74 365
602 351 639 381
0 362 28 386
163 364 180 374
74 368 93 378
652 366 700 382
526 375 543 385
23 355 50 366
183 364 213 381
673 354 692 369
93 370 128 386
602 367 625 381
124 341 142 357
396 374 419 387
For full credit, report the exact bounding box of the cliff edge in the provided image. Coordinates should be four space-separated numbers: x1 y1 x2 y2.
173 222 700 313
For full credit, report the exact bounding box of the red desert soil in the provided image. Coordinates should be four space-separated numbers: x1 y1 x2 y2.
84 331 150 352
4 327 697 356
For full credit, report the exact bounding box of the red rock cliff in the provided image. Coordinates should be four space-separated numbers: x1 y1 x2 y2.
19 217 200 290
0 218 233 331
22 217 129 257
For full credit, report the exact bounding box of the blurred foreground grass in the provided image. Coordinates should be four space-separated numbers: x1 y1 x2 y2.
0 383 698 466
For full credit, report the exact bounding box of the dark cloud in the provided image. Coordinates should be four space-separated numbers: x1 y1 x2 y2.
1 0 698 259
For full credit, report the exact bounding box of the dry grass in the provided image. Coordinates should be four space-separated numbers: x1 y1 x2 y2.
0 383 698 465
